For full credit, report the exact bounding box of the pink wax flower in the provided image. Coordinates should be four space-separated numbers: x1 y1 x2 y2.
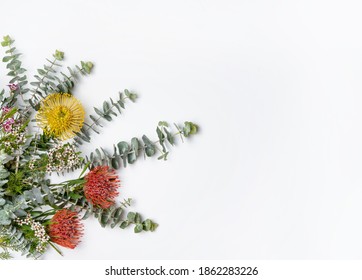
2 118 14 132
5 118 14 125
7 84 19 91
2 124 12 132
1 107 11 114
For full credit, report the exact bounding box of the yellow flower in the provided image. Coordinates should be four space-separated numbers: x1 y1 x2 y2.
36 93 85 140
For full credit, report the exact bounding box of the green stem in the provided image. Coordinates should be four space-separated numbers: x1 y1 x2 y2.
7 45 26 105
26 66 85 113
154 145 165 156
60 67 85 89
29 58 57 101
89 131 182 167
14 154 20 173
49 178 85 189
80 96 129 139
32 209 56 219
48 241 63 256
173 123 184 143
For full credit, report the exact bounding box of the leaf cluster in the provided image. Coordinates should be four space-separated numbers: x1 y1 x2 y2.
0 36 93 112
28 52 93 109
1 36 29 106
74 89 136 146
0 224 37 258
81 198 157 233
87 121 198 169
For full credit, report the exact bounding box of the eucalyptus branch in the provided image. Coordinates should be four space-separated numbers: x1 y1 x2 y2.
87 121 198 169
56 66 85 92
1 36 29 106
48 241 63 256
6 46 26 104
84 96 130 136
28 55 61 103
74 90 136 146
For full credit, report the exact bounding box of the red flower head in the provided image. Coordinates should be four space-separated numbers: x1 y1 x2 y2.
84 165 120 209
48 209 83 249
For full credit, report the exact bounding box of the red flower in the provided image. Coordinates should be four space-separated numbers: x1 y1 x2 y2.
48 209 83 249
84 166 120 209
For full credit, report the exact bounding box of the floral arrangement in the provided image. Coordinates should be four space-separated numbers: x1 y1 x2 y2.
0 36 198 259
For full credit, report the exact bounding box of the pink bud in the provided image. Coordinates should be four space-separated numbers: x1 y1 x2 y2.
7 84 19 91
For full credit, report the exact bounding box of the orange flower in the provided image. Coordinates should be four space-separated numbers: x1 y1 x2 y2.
48 209 83 249
84 166 120 209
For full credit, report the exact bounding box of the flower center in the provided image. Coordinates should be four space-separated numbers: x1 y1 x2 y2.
45 106 72 136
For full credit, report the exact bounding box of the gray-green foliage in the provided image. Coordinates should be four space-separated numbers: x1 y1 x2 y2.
0 224 38 259
74 89 137 146
0 35 93 111
0 35 200 258
120 212 158 233
27 50 64 109
0 158 9 188
0 197 27 226
28 50 93 109
0 251 12 259
1 35 29 106
87 121 198 169
82 199 158 233
40 179 158 234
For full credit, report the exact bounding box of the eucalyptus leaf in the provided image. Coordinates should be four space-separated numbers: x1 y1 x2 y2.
127 212 136 223
117 141 129 167
120 221 130 229
0 210 11 225
142 135 156 157
134 223 143 233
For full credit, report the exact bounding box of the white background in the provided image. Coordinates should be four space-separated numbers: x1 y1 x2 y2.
2 0 362 259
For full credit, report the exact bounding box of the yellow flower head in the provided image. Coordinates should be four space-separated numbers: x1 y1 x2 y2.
36 93 85 140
